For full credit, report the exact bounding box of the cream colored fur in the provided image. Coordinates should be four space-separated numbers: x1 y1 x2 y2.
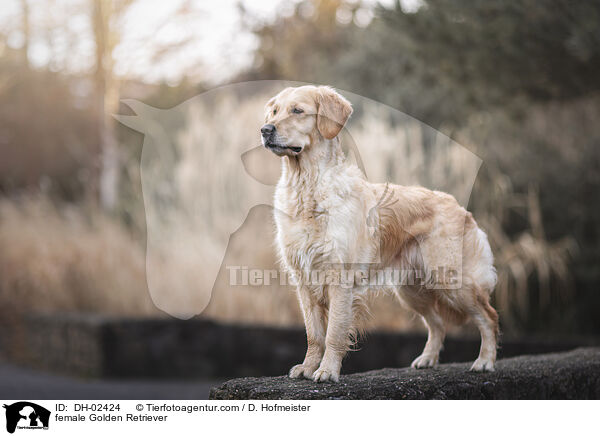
262 85 499 382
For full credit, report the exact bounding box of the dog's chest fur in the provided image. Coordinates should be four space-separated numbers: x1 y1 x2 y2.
273 160 373 284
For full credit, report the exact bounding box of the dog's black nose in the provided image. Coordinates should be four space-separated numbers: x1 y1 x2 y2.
261 124 275 136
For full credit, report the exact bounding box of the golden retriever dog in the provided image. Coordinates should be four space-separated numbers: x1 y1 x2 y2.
261 85 499 382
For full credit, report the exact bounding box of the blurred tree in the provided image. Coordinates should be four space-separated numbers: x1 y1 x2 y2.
0 46 96 198
241 0 358 82
0 0 206 205
19 0 29 69
246 0 600 127
91 0 135 211
90 0 204 211
369 0 600 124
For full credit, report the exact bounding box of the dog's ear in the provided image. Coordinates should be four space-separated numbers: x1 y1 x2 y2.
264 97 276 121
317 87 353 139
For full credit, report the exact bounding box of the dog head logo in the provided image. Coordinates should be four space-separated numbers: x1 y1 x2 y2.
3 402 50 434
115 81 481 316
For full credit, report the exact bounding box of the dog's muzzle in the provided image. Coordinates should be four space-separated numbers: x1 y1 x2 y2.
260 124 301 153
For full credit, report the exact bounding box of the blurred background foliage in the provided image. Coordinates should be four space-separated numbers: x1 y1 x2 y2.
1 0 599 336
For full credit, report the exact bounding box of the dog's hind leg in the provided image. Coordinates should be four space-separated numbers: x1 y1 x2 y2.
468 290 499 372
411 309 446 369
289 286 327 379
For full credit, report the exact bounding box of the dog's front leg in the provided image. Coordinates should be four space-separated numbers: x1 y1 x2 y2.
289 286 326 379
313 285 352 383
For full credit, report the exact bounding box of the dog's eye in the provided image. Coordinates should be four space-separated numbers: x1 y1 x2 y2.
292 107 304 114
273 108 277 115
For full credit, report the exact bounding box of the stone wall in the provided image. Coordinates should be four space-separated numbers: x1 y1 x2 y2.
1 313 596 379
210 348 600 399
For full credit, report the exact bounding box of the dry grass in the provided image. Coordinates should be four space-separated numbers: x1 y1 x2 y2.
0 195 158 316
469 167 576 328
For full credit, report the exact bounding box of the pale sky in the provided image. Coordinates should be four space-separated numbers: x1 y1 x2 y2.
0 0 414 85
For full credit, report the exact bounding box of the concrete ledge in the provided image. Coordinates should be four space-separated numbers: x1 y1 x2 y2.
209 348 600 399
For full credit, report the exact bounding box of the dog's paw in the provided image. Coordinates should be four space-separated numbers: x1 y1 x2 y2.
411 353 439 369
469 357 495 372
289 363 317 379
312 366 340 383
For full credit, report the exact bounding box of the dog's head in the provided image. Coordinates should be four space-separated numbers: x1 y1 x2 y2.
261 85 353 157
